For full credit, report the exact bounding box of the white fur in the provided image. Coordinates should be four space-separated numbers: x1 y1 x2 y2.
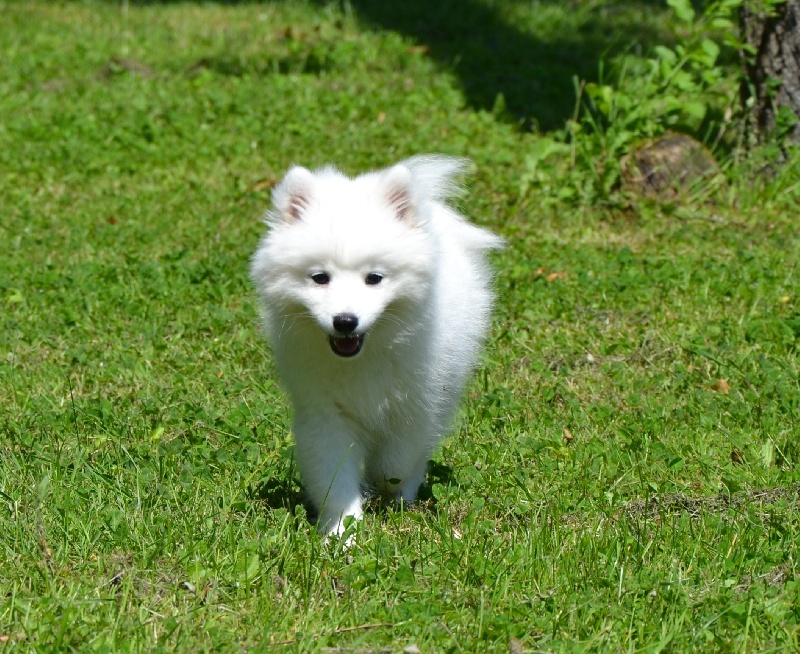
250 155 503 536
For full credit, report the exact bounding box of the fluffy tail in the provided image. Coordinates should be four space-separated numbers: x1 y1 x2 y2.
401 155 470 203
403 155 504 251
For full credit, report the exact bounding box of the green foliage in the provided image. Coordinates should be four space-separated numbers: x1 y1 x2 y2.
522 0 746 206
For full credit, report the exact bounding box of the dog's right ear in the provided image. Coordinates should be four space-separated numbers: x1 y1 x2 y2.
273 166 315 222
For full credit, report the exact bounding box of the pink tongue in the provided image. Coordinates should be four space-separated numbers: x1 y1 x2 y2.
334 336 360 354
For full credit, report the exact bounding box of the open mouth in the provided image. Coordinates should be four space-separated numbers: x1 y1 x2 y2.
329 334 365 358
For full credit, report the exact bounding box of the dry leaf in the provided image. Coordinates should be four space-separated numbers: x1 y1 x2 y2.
252 178 278 192
709 379 730 394
546 272 566 282
563 428 573 443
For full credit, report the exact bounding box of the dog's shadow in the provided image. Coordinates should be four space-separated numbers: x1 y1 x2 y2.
248 459 456 524
248 474 309 516
416 459 455 504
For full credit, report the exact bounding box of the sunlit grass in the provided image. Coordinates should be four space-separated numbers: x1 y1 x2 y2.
1 1 798 651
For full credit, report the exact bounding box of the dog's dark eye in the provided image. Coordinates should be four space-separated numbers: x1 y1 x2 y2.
365 273 384 285
311 272 330 285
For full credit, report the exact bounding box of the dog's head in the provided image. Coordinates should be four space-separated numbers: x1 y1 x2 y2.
251 163 435 358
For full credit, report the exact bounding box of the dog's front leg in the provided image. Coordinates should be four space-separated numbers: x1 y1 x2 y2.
293 410 364 536
366 423 433 505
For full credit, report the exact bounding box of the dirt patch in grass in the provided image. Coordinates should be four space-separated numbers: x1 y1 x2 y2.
625 484 800 522
97 57 157 80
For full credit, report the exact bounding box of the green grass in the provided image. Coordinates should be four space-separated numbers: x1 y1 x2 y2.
1 0 799 651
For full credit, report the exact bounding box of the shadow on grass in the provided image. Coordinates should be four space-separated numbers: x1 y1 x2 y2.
416 459 455 503
248 475 307 514
248 459 455 524
99 0 671 131
309 0 670 131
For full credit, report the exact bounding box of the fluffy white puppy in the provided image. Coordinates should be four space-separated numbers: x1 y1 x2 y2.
251 156 502 536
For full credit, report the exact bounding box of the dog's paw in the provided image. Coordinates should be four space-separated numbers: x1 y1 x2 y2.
321 515 359 549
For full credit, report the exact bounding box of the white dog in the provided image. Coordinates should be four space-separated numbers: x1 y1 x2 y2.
250 156 502 536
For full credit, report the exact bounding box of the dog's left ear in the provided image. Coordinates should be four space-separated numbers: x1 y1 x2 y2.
380 165 416 223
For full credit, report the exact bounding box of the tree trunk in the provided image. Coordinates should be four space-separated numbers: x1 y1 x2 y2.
740 0 800 148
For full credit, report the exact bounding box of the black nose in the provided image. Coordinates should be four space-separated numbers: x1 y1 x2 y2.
333 313 358 334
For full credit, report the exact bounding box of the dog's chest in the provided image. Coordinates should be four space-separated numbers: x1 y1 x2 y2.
329 370 426 439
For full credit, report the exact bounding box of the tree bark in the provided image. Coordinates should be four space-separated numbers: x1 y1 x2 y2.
740 0 800 148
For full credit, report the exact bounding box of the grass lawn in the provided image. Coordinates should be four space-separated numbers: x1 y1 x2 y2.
1 0 799 651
